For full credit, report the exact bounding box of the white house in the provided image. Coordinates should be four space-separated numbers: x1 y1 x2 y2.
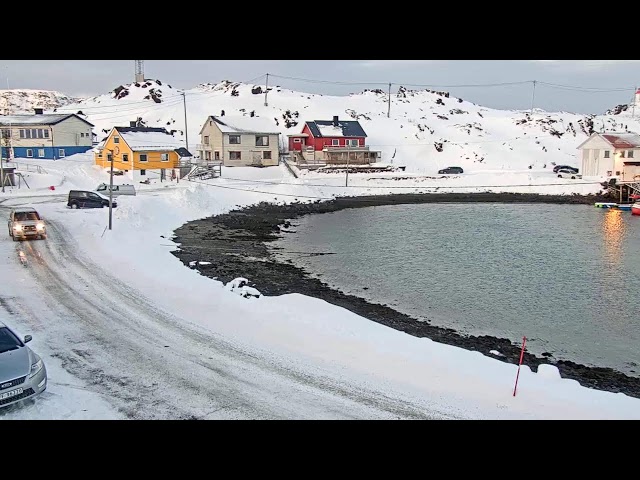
577 132 640 180
197 115 280 167
0 109 94 160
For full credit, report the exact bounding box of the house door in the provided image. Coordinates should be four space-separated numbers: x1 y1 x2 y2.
592 149 600 177
252 152 262 166
214 151 220 160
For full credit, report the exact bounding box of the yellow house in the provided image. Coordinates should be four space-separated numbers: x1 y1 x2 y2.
95 126 192 182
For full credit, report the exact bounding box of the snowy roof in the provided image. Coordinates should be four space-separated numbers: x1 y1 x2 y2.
211 115 280 134
601 133 640 149
116 127 183 152
0 113 94 127
306 119 367 138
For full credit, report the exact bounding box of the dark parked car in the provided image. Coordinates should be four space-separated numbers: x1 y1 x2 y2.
553 165 578 173
67 190 117 209
438 166 464 174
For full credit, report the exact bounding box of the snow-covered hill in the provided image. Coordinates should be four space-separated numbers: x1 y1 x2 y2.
21 78 640 174
0 89 81 114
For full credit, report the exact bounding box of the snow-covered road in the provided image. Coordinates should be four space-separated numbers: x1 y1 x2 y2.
0 199 452 420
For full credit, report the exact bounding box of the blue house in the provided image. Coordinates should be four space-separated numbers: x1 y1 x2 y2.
1 109 94 160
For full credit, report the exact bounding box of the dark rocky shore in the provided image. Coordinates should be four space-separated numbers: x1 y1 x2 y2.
171 192 640 400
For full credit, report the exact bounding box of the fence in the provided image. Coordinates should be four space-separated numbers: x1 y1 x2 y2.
4 161 48 175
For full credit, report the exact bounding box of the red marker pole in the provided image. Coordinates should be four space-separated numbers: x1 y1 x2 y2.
512 336 527 397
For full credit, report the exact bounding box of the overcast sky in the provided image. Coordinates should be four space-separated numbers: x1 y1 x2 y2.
2 60 639 115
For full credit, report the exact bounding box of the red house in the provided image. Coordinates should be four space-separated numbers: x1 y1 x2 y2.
287 115 380 166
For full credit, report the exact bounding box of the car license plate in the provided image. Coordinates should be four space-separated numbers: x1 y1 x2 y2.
0 388 23 400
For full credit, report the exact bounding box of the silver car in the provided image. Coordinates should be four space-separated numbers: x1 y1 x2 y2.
0 321 47 409
557 168 582 179
8 207 47 241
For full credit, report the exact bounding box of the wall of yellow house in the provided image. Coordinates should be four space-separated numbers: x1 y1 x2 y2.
94 128 135 171
132 150 179 170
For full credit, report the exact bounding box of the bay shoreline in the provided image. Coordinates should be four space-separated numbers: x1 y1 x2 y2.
171 192 640 400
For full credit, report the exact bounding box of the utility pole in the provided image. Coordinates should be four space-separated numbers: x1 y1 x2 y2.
387 82 391 118
530 80 537 115
182 91 189 153
633 86 637 119
345 144 350 187
2 73 11 193
108 149 115 230
264 73 269 107
181 91 188 184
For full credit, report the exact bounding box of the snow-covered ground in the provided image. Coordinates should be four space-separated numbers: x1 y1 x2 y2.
36 78 640 179
1 154 638 420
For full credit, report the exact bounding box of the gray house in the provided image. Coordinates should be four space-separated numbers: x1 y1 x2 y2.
197 115 280 167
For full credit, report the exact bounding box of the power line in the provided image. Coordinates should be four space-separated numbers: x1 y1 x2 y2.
400 81 533 88
537 81 634 92
208 175 604 190
269 74 388 86
186 177 334 199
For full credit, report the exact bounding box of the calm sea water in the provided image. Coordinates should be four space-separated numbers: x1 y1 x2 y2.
269 203 640 376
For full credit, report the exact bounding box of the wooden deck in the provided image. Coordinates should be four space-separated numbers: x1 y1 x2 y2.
606 180 640 203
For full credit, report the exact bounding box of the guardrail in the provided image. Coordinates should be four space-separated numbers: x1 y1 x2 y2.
3 162 48 174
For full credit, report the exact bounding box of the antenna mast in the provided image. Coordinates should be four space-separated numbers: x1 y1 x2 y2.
135 60 145 83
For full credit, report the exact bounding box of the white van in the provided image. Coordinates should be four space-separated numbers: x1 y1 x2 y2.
96 183 136 196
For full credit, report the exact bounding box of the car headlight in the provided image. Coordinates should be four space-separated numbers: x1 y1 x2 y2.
29 359 43 378
36 223 45 231
14 224 23 231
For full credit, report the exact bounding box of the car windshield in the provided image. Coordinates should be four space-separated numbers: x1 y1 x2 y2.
14 212 40 221
0 327 22 353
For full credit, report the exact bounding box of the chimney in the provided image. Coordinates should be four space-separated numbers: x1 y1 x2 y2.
130 121 137 127
333 115 338 126
34 108 43 115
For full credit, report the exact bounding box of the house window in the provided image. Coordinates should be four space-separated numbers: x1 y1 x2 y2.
293 138 301 143
229 135 240 144
114 137 120 144
620 150 626 158
628 150 634 158
140 169 146 175
1 129 10 138
204 136 209 145
31 129 38 138
80 133 84 138
214 151 220 160
107 154 113 162
331 139 339 146
38 129 44 138
604 150 610 158
229 151 241 160
19 129 25 138
255 135 269 146
38 149 45 158
26 149 33 157
347 139 358 147
122 154 129 162
161 153 169 161
140 154 148 162
24 129 31 139
58 149 65 158
44 129 49 138
205 151 211 161
263 151 272 160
